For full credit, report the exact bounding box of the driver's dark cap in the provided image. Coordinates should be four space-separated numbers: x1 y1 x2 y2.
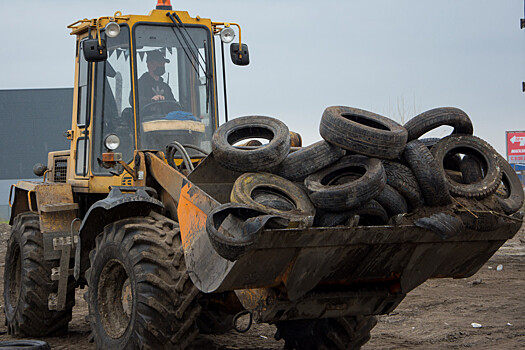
147 50 170 63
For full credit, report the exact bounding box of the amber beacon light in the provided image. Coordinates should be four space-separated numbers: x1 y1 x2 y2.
156 0 172 10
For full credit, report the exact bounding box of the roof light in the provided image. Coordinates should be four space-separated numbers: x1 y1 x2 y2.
220 27 236 43
105 22 121 38
156 0 172 10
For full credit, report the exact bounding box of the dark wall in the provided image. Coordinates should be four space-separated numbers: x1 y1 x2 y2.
0 88 73 179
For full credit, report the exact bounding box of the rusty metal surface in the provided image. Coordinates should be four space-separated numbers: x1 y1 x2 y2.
34 183 77 234
187 153 242 204
9 181 78 233
235 286 403 323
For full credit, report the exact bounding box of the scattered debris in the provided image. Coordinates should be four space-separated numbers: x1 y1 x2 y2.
471 323 482 328
507 323 513 326
259 335 268 339
497 264 503 271
470 279 483 285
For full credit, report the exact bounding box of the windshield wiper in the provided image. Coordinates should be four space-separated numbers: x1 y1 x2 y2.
167 12 211 112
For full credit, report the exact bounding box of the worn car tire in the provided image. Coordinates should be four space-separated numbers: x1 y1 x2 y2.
275 315 377 350
315 200 388 227
431 135 502 199
4 213 75 337
414 212 465 239
495 153 524 214
0 340 50 349
420 137 462 171
403 140 452 206
319 106 408 159
420 137 441 149
375 184 408 216
382 160 424 210
350 200 389 226
231 172 316 228
305 155 386 211
85 214 201 350
212 115 290 172
273 140 345 181
404 107 473 141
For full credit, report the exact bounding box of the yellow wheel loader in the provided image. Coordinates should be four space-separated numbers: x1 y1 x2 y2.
4 1 522 349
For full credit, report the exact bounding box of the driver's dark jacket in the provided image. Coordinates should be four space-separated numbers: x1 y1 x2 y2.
133 72 175 109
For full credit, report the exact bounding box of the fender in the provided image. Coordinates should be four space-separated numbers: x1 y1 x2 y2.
79 186 164 265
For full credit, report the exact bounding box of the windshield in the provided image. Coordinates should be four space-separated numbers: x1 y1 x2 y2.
134 24 214 156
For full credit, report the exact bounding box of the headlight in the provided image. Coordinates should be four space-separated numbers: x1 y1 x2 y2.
105 22 121 38
220 27 236 43
104 134 120 150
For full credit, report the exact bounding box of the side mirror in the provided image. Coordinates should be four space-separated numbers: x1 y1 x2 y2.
83 38 108 62
230 43 250 66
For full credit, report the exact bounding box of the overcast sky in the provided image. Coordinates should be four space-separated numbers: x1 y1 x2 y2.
1 0 524 156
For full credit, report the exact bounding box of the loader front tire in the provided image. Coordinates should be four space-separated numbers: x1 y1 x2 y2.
275 315 377 350
85 214 201 350
3 213 74 336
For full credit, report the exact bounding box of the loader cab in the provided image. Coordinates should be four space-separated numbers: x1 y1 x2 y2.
90 22 214 176
66 7 249 192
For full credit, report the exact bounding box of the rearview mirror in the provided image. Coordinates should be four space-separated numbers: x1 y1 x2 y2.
83 38 108 62
230 43 250 66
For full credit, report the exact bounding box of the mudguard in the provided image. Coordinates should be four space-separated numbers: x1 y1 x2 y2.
79 186 164 259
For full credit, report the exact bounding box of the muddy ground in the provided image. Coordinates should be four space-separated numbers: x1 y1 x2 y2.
0 222 523 349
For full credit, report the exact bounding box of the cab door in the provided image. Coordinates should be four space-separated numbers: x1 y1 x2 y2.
72 39 92 180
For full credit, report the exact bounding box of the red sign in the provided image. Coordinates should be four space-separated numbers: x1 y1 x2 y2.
506 131 525 164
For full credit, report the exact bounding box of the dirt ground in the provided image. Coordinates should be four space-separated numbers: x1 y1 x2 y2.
0 222 523 349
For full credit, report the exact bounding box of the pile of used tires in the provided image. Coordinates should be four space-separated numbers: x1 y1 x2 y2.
207 106 524 260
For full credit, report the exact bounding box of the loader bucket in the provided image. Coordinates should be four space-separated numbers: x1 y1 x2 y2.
177 177 522 303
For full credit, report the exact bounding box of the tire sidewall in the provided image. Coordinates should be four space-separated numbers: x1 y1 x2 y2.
4 219 24 322
212 116 290 172
88 241 137 349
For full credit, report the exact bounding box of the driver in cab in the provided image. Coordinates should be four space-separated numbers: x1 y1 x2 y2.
136 50 175 109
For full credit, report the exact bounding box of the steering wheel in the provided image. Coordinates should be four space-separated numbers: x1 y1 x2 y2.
140 100 183 120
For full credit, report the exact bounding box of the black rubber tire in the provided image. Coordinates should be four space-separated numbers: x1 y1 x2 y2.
414 213 465 240
231 172 316 227
305 155 386 211
350 200 389 226
460 154 484 184
314 200 388 227
319 106 408 159
420 137 441 149
404 107 473 141
273 140 345 181
85 214 201 350
382 160 424 210
431 135 502 199
275 315 377 350
3 213 75 337
495 153 524 214
212 115 290 172
375 184 408 216
314 210 355 227
420 138 462 171
403 140 452 206
206 203 288 261
0 340 50 350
